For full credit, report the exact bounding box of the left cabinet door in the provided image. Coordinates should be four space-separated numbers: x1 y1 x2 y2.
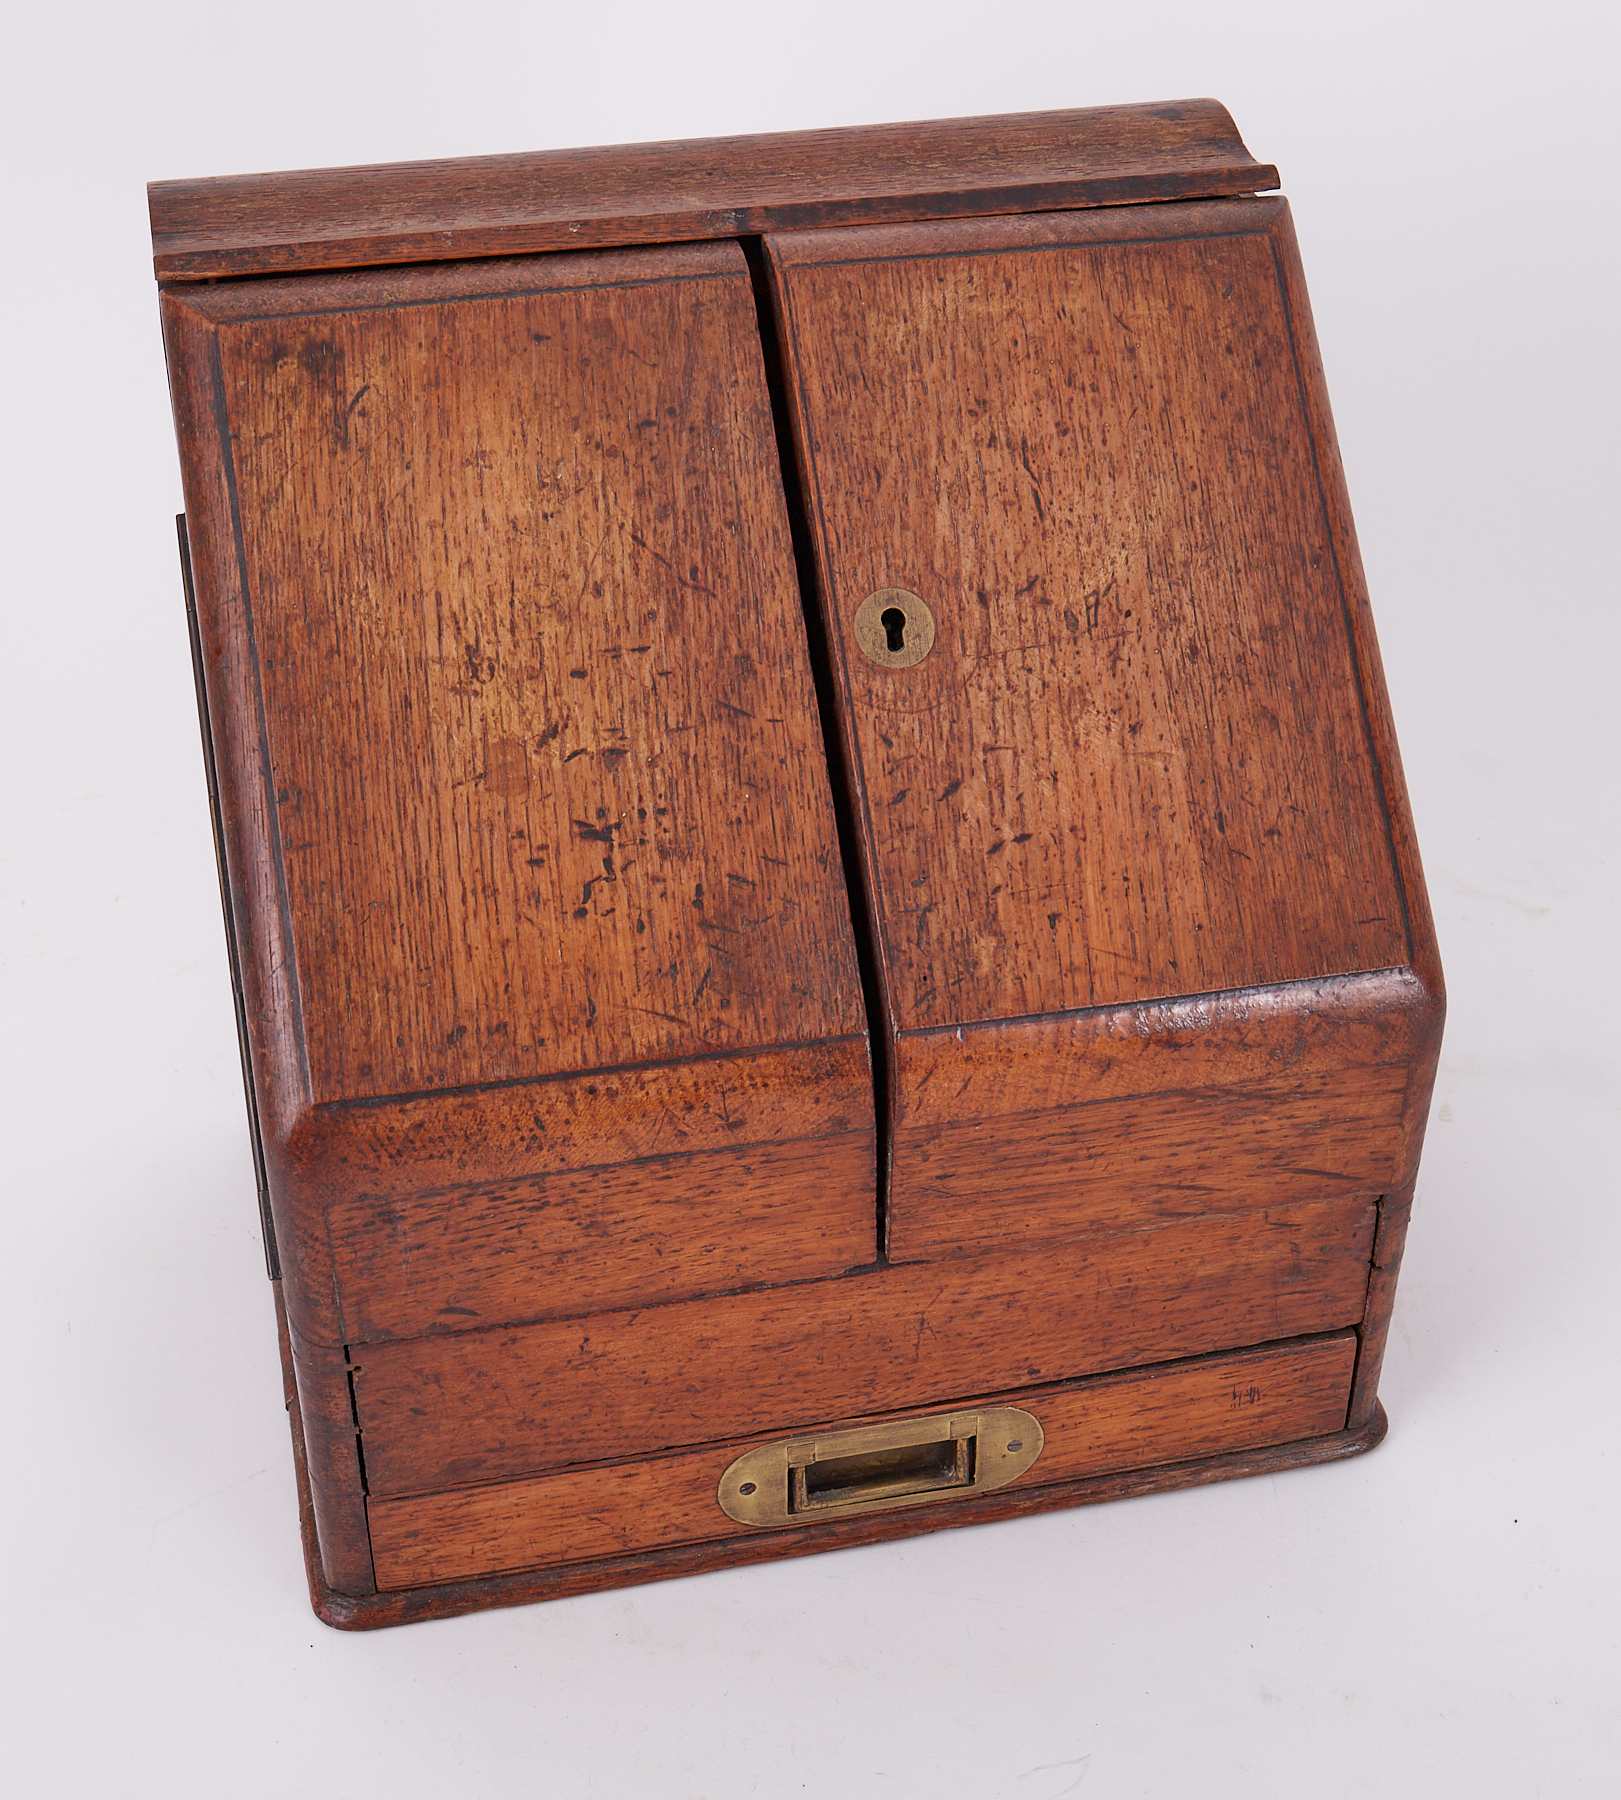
162 242 875 1593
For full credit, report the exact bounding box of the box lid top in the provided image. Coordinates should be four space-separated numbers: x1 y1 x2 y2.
149 99 1277 282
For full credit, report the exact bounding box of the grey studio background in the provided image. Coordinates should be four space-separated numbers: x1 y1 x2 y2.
3 3 1615 1794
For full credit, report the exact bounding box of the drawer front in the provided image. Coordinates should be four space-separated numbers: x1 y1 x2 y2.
351 1196 1375 1496
368 1332 1357 1589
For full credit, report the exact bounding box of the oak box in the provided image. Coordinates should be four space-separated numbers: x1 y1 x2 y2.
152 98 1443 1627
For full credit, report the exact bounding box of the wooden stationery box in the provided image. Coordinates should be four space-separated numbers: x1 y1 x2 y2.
152 99 1443 1628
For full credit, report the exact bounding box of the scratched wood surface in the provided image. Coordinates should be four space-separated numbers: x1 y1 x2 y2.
768 197 1409 1036
367 1331 1354 1588
329 1129 876 1343
889 1064 1404 1259
149 99 1277 280
352 1196 1375 1496
889 967 1436 1133
292 1036 874 1211
189 242 865 1106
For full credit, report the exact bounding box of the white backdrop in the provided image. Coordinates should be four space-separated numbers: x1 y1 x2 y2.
4 4 1616 1794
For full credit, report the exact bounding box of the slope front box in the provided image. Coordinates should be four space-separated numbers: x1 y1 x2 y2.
152 100 1443 1628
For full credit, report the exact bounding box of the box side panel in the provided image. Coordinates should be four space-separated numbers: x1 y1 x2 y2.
1349 1182 1415 1430
283 1333 374 1594
161 298 315 1257
1263 205 1444 1187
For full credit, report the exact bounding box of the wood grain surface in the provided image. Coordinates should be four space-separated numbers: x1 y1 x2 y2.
885 967 1440 1257
769 197 1408 1037
289 1036 873 1210
890 967 1436 1135
1263 213 1445 1013
1349 1183 1415 1431
283 1331 374 1595
168 284 366 1580
149 100 1277 280
367 1331 1355 1588
286 1289 1383 1632
889 1064 1403 1259
328 1129 876 1343
163 296 313 1210
352 1196 1375 1496
182 242 865 1107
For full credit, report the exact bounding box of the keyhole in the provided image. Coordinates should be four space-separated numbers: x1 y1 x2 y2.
854 588 934 667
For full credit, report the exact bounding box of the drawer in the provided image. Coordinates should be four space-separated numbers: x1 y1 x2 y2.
367 1331 1358 1589
350 1195 1376 1496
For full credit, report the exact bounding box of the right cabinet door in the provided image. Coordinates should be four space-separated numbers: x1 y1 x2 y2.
765 197 1428 1263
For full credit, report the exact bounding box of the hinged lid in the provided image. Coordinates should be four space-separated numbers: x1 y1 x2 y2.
149 99 1277 281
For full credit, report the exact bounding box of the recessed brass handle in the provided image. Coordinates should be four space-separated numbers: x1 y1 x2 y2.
718 1406 1043 1527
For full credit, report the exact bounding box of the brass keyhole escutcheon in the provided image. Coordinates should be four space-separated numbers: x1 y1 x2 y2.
854 588 936 669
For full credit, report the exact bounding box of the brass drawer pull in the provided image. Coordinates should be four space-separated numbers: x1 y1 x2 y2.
718 1406 1043 1527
